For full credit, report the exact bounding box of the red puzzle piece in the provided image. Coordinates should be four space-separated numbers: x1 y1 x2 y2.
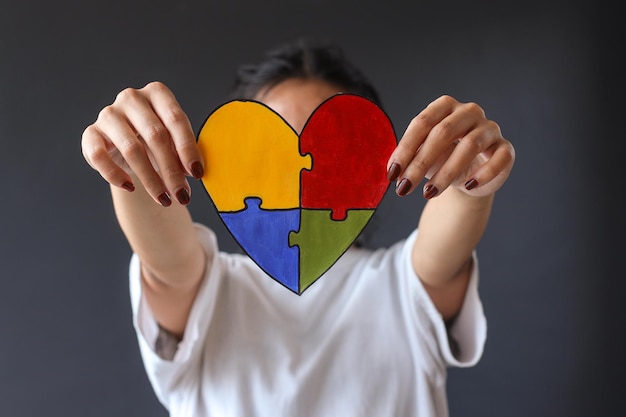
300 94 397 220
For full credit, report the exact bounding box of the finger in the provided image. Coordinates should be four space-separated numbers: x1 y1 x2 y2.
387 96 458 183
424 121 499 196
142 82 204 179
141 135 192 206
97 105 172 207
463 139 515 189
117 87 191 205
81 125 135 192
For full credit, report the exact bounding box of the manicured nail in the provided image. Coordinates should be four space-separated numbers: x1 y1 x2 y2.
190 161 204 179
175 187 190 205
158 192 172 207
122 181 135 192
423 184 439 199
387 162 401 182
465 178 479 190
396 178 412 196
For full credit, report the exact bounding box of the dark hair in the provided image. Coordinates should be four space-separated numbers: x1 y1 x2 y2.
229 38 382 108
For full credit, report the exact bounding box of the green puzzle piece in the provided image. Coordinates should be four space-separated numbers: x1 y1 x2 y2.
289 209 375 292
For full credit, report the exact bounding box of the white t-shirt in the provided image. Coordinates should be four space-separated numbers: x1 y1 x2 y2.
129 223 486 417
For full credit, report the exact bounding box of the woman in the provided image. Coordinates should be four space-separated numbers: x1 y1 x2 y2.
81 38 515 416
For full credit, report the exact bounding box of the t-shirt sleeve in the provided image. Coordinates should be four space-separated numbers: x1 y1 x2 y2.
128 223 221 408
401 229 487 368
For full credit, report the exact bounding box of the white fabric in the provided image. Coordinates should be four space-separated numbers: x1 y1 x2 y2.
129 223 486 417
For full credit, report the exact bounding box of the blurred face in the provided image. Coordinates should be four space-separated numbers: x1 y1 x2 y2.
255 78 343 134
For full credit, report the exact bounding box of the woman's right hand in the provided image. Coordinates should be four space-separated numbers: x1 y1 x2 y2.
81 81 204 207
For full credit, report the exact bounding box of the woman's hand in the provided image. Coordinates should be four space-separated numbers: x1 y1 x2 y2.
386 95 515 199
81 81 204 207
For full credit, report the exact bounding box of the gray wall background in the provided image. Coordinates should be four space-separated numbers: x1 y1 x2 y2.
1 0 623 416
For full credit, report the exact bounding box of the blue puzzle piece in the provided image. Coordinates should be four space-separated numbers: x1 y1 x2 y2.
220 197 300 292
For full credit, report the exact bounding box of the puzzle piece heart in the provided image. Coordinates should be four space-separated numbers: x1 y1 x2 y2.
197 94 397 294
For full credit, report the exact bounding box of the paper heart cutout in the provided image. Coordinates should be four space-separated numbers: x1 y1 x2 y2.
197 94 397 294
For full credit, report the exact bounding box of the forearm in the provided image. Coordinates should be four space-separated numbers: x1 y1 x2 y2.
111 181 205 290
412 187 494 287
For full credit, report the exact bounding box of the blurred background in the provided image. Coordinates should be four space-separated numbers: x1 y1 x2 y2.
1 0 623 416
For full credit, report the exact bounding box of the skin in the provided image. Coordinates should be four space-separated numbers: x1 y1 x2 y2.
81 78 515 338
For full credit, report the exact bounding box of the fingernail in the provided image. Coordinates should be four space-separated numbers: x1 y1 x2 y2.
122 181 135 192
396 178 412 196
465 178 479 190
175 187 190 205
387 162 401 182
191 161 204 179
158 192 172 207
423 184 439 199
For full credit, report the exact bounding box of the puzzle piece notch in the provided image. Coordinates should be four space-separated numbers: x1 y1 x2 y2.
198 100 312 212
288 208 375 293
300 94 397 221
220 197 301 293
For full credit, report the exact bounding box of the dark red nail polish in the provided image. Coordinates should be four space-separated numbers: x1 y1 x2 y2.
396 178 412 196
387 162 401 182
191 161 204 179
122 181 135 192
176 188 190 205
423 184 439 199
465 178 479 190
158 192 172 207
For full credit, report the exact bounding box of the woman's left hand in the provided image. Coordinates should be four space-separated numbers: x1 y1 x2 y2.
386 95 515 199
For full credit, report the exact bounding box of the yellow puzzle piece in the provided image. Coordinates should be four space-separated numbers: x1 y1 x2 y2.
198 101 312 212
